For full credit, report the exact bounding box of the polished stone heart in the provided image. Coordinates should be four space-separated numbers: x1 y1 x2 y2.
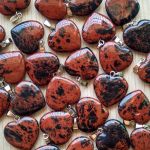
4 117 39 150
36 145 60 150
11 21 44 54
40 111 74 145
46 76 81 111
123 20 150 53
118 90 150 124
0 25 5 42
0 51 25 84
48 19 81 52
10 81 46 116
82 13 116 44
26 52 60 86
65 47 99 80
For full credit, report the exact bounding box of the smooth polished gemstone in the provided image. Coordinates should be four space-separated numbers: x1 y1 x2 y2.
0 25 5 42
36 145 60 150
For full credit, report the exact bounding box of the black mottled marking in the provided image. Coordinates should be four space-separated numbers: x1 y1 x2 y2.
56 86 64 96
59 28 66 38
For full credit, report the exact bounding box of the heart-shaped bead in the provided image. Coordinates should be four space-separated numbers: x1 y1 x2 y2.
40 111 74 145
76 97 109 132
0 25 5 42
105 0 140 26
48 19 81 52
0 51 25 84
118 90 150 124
46 76 81 111
99 41 133 73
65 47 99 80
4 117 39 150
36 145 60 150
123 20 150 53
11 21 44 54
82 13 116 44
10 81 46 116
26 52 60 86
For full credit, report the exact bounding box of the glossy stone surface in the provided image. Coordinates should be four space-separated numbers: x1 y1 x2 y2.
105 0 140 26
94 74 128 107
123 20 150 53
0 25 5 42
4 117 39 150
11 21 44 54
10 81 45 116
36 145 60 150
40 112 74 145
67 136 94 150
26 52 60 85
0 0 31 16
65 47 99 80
82 13 116 44
96 119 130 150
99 41 133 73
0 51 25 84
118 90 150 124
48 19 81 52
46 76 81 111
76 97 109 132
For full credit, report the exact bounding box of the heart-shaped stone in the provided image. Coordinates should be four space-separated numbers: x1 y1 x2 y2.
11 20 44 54
67 136 94 150
10 81 46 116
123 20 150 53
0 51 25 84
4 117 39 150
76 97 109 132
94 73 128 107
99 41 133 73
40 111 74 145
36 145 60 150
26 52 60 86
0 25 5 42
46 76 81 111
130 128 150 150
65 47 99 80
118 90 150 124
48 19 81 52
105 0 140 26
82 13 116 44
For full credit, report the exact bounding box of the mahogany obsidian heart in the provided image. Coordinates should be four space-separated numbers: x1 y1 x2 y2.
36 145 60 150
48 19 81 53
123 20 150 53
26 52 60 86
67 136 94 150
46 76 81 111
0 25 5 42
0 0 31 16
10 81 46 116
105 0 140 26
76 97 109 132
82 13 116 44
118 90 150 124
96 119 130 150
11 20 44 54
4 117 39 150
130 128 150 150
94 74 128 107
99 41 133 73
65 47 99 80
40 111 74 145
0 51 26 84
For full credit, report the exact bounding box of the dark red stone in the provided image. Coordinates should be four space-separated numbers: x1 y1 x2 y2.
46 76 81 111
26 52 60 86
99 41 133 73
0 51 25 84
48 19 81 53
0 25 5 42
40 111 74 145
105 0 140 26
96 119 130 150
0 0 31 16
10 81 46 116
82 13 116 44
67 136 94 150
118 90 150 124
65 47 99 80
11 21 44 54
36 145 60 150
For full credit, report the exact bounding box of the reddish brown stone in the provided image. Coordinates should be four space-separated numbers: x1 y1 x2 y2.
0 25 5 42
0 51 25 84
36 145 60 150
